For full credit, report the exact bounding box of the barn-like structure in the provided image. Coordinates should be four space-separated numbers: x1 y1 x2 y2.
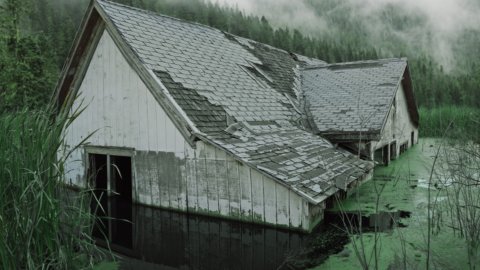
56 0 418 234
302 59 419 165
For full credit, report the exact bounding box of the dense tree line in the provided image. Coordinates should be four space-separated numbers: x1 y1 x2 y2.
0 0 479 112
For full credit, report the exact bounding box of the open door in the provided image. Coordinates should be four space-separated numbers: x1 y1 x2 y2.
89 154 108 241
89 153 133 250
110 155 133 248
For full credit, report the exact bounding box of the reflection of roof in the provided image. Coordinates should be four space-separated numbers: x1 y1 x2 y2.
96 0 372 203
302 59 408 136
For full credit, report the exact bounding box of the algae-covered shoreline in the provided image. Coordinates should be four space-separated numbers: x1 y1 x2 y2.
312 138 479 269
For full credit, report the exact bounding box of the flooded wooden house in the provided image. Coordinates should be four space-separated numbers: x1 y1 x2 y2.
302 60 420 165
54 0 420 234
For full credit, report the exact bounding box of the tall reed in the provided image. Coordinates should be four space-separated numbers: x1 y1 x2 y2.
0 103 105 269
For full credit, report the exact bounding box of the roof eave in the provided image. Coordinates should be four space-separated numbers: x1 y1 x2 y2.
319 130 382 142
51 0 99 110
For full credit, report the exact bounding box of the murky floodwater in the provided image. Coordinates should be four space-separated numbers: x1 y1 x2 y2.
105 203 307 270
93 138 476 270
317 139 479 270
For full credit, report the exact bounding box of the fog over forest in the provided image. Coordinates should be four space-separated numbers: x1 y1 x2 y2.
210 0 480 70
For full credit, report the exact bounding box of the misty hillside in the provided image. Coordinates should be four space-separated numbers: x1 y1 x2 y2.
0 0 479 112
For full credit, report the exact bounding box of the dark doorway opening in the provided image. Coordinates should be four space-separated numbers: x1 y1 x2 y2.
374 148 383 165
110 155 133 248
382 145 389 166
89 153 133 250
411 131 415 146
390 141 397 160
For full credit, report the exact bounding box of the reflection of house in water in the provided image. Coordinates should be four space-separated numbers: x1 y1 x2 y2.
56 0 418 239
117 204 307 270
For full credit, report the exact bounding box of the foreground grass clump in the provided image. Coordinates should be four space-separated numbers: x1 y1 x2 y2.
419 106 480 139
0 107 109 269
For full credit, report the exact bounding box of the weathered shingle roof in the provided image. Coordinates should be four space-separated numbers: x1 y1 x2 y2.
301 59 408 137
96 0 373 203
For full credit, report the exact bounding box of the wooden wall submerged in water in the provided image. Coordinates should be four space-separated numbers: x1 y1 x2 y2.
62 29 318 232
124 204 306 270
133 142 312 231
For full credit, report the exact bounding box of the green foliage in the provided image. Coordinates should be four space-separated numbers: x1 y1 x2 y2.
0 35 56 111
0 104 112 269
419 106 480 139
0 0 479 118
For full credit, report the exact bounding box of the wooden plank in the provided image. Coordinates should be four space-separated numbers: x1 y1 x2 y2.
239 164 253 222
263 176 277 225
289 190 302 229
146 86 157 151
134 152 151 205
216 149 229 216
301 200 310 231
158 152 170 208
168 154 180 210
90 32 100 146
177 160 187 211
150 152 161 207
251 169 264 223
174 129 185 157
276 183 289 227
186 158 198 211
205 144 219 213
165 116 177 153
195 143 209 212
227 157 241 218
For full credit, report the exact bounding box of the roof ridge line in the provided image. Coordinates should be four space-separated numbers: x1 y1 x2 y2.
98 0 327 66
301 57 407 70
99 0 231 33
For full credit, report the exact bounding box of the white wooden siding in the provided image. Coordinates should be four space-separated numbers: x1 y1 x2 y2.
373 84 418 154
62 29 313 231
63 29 189 187
185 141 311 231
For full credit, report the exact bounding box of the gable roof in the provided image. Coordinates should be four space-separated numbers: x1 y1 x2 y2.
56 0 373 204
301 58 419 140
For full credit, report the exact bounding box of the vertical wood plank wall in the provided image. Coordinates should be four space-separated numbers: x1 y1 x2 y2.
62 29 312 231
64 29 187 187
187 141 310 231
373 84 419 155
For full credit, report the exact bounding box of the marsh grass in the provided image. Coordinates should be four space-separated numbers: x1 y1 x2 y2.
435 131 480 269
0 104 111 269
419 106 480 139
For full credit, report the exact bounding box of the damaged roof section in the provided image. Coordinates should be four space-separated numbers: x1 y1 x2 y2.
99 0 297 125
301 58 409 138
205 128 372 203
96 0 373 204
